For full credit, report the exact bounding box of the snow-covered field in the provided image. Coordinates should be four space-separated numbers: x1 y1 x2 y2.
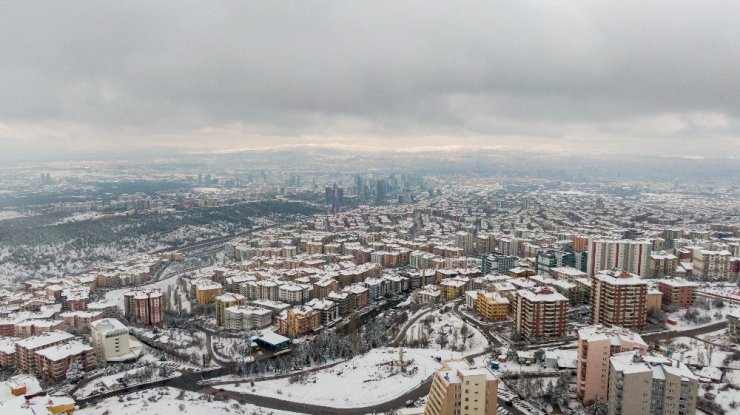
221 347 463 408
104 265 212 314
77 387 303 415
74 366 182 398
666 300 738 330
404 309 488 354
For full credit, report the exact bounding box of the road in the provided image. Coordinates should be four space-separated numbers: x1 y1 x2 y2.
641 321 727 343
453 299 502 348
205 378 434 415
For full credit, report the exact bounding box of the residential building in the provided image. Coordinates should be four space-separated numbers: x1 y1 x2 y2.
123 289 163 328
90 318 131 363
692 249 731 280
223 306 272 331
608 352 698 415
424 359 499 415
587 239 652 277
727 310 740 343
513 287 568 341
576 325 648 404
215 293 246 326
590 269 648 329
192 279 223 305
481 254 517 275
648 252 678 278
305 298 339 326
475 291 509 322
657 278 697 311
15 331 74 373
275 306 321 338
34 340 95 381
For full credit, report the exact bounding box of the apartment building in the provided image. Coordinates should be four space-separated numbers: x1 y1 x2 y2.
608 352 698 415
312 278 338 299
275 306 321 338
513 287 568 341
475 291 509 322
587 239 652 277
90 318 131 363
657 278 697 311
424 359 499 415
223 305 272 331
305 298 339 326
648 252 678 278
278 283 310 305
34 340 96 381
590 270 647 329
215 293 246 326
576 325 648 404
192 279 223 305
692 249 731 280
728 310 740 343
123 289 164 328
15 331 74 373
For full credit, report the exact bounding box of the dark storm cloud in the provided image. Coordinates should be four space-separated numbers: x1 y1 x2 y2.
1 1 739 158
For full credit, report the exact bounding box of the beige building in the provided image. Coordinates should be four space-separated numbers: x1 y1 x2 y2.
608 351 698 415
192 279 223 305
576 325 648 405
223 305 272 331
215 293 246 326
90 318 131 363
425 359 499 415
692 249 731 279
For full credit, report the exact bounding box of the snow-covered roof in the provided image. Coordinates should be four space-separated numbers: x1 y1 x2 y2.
35 340 92 362
15 331 74 351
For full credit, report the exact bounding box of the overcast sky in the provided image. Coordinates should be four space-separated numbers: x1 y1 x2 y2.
1 1 739 161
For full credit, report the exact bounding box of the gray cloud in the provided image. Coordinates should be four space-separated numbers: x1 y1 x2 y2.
1 1 739 160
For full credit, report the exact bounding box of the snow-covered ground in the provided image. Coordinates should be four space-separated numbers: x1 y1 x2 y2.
77 387 303 415
666 300 738 330
134 328 215 368
403 309 488 354
220 347 463 408
74 366 181 398
665 329 740 414
104 266 210 314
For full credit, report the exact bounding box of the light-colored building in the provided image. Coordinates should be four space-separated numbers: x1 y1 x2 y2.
416 286 442 304
576 325 648 404
646 289 663 312
223 305 272 331
215 293 246 326
608 351 698 415
587 239 652 277
513 287 568 341
692 249 731 280
425 359 499 415
648 252 678 278
590 269 647 329
90 318 131 363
